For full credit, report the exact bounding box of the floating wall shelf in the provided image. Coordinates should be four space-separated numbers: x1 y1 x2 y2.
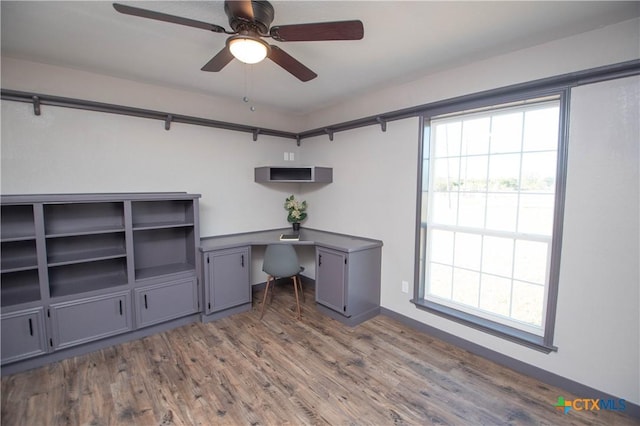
254 166 333 183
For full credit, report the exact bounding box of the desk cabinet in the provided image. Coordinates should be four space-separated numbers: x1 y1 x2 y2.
203 247 251 314
316 245 381 324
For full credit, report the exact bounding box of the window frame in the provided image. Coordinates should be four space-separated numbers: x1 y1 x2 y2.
413 87 570 353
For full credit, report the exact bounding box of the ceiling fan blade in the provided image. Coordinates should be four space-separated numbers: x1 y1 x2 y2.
267 45 317 82
224 0 255 21
270 20 364 42
201 47 235 72
113 3 227 33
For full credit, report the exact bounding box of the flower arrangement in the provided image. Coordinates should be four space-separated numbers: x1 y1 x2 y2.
284 195 307 223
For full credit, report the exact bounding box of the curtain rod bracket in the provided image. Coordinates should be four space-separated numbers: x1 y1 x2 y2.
253 129 261 141
164 114 172 131
324 128 334 141
32 96 41 116
376 117 387 132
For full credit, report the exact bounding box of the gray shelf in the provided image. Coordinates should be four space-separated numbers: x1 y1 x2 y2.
44 202 124 236
1 205 35 241
1 240 38 273
46 232 126 267
1 271 41 306
132 200 194 228
255 166 332 183
135 263 196 281
48 258 128 298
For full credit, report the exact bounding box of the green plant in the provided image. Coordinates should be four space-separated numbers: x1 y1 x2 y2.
284 195 307 223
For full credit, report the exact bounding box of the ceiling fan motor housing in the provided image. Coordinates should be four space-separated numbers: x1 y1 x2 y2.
225 0 275 35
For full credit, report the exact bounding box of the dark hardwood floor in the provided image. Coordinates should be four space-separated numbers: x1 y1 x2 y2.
2 284 637 425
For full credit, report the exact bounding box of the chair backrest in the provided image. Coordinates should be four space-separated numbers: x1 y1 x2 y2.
263 244 300 278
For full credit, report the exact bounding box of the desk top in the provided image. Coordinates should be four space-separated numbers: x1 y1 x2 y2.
200 227 382 253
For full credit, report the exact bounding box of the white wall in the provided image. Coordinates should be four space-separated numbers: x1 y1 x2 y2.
1 16 638 404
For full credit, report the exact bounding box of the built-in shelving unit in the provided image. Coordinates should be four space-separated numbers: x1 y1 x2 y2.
254 166 333 183
1 192 201 371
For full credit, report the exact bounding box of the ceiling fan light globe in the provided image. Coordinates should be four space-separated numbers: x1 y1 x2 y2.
229 37 269 64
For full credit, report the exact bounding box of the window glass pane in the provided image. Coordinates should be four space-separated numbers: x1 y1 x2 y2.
513 240 548 284
488 154 521 192
485 193 518 232
433 158 460 191
432 192 458 226
428 263 453 299
457 193 486 228
518 194 555 235
452 268 480 306
459 155 488 191
521 152 556 192
511 280 544 326
479 274 511 316
429 229 454 265
434 122 461 157
454 232 482 271
482 236 514 277
462 117 491 155
523 106 559 152
490 112 523 154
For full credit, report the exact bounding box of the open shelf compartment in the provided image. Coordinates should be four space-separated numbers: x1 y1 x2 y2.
48 258 128 298
44 202 125 236
1 205 36 241
133 227 196 280
1 270 41 306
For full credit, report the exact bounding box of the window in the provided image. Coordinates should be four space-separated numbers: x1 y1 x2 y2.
415 94 567 352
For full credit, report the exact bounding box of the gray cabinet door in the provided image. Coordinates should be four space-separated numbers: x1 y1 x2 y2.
135 277 198 328
315 247 347 314
1 307 48 364
206 247 250 313
50 291 132 350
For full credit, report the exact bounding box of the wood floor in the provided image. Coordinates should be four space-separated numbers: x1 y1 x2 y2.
2 284 636 425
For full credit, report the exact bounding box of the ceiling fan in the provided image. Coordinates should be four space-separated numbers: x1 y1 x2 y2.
113 1 364 82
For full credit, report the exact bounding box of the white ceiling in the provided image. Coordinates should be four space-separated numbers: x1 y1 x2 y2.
2 1 639 115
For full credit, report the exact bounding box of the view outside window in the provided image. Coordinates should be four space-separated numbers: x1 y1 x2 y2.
421 100 560 335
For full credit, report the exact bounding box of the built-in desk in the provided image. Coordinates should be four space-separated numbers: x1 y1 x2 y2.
199 228 383 326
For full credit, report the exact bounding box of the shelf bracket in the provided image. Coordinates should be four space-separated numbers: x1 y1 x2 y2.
252 128 261 141
376 117 387 132
164 114 172 131
324 128 334 141
32 96 41 116
296 135 301 146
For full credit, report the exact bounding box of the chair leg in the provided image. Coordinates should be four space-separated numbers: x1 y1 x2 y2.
260 276 273 319
292 276 302 319
298 275 305 303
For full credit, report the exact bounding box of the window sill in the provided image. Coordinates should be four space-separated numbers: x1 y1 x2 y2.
411 299 557 354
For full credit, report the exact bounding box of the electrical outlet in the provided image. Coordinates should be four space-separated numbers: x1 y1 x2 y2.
284 152 289 161
289 152 295 161
401 280 409 293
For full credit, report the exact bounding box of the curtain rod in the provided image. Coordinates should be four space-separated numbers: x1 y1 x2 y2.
2 59 638 144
